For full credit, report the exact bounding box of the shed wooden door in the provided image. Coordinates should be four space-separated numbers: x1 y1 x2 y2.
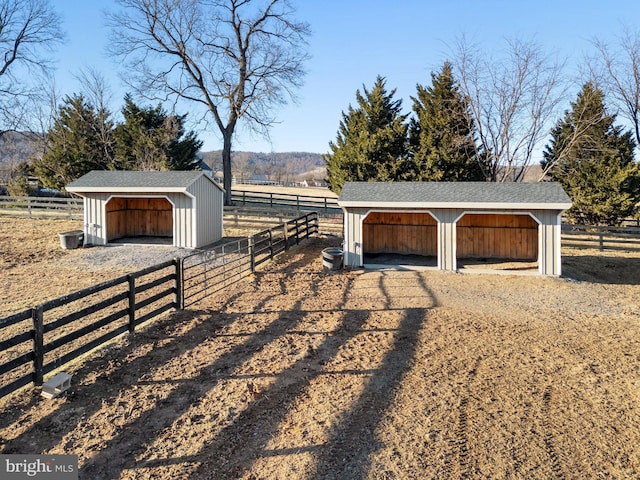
106 197 173 241
456 214 538 260
363 212 437 256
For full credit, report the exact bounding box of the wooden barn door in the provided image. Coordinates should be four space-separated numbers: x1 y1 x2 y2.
106 197 173 241
363 212 437 256
456 213 538 260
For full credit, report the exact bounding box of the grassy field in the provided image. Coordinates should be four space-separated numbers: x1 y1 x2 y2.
1 217 640 479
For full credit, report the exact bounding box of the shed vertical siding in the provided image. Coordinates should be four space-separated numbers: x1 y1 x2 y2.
171 192 193 248
531 209 563 276
84 193 109 245
430 208 462 271
187 175 224 248
343 207 368 267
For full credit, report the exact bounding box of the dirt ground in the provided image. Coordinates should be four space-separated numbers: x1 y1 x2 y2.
1 217 640 479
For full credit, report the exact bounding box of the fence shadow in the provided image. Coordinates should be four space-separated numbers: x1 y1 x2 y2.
129 269 437 479
0 307 227 453
3 239 438 480
76 238 328 478
562 255 640 285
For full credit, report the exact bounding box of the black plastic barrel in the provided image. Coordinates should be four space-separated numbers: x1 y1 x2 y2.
322 247 343 271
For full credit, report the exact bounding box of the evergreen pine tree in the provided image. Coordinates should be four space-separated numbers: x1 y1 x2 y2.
32 94 115 191
542 82 640 225
408 62 484 181
114 95 203 171
324 76 409 194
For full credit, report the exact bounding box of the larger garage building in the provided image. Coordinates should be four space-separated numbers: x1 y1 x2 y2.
338 182 572 276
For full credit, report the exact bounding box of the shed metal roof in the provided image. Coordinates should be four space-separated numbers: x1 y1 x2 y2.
66 170 224 194
338 181 572 210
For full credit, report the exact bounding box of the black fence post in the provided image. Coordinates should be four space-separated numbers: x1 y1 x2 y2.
174 258 183 310
249 236 256 272
268 229 274 259
128 275 136 333
32 305 44 386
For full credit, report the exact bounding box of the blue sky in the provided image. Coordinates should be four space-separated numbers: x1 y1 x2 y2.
54 0 640 155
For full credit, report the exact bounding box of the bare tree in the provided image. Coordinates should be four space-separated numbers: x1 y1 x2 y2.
453 37 565 181
591 28 640 149
74 67 117 168
0 0 64 134
107 0 310 204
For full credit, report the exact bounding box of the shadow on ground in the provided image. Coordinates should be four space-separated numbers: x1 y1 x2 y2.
562 253 640 285
1 238 438 479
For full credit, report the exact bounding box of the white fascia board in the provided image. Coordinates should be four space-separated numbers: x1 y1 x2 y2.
338 201 572 210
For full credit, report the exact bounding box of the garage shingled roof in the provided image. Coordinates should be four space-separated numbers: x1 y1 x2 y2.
338 181 572 210
66 170 223 193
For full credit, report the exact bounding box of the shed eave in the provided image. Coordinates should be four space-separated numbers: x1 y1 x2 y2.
66 186 187 194
337 201 572 211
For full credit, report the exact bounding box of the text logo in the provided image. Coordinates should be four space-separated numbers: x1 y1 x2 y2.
1 455 78 479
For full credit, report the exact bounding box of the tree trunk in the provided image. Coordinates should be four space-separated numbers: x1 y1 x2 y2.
222 131 233 206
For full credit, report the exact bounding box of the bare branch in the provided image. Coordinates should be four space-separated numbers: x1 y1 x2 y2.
591 27 640 148
107 0 310 204
0 0 64 132
453 36 565 181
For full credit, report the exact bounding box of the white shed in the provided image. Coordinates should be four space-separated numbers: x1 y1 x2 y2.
338 182 572 276
66 170 224 249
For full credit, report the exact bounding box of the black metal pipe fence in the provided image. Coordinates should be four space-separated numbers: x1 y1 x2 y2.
181 211 318 308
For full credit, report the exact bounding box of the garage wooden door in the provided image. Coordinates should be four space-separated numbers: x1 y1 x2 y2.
363 212 437 256
456 214 538 260
106 197 173 241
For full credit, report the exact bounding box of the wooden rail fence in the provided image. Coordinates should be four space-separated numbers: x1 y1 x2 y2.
0 195 83 219
0 261 178 399
562 224 640 251
0 192 340 218
0 212 318 400
231 190 340 213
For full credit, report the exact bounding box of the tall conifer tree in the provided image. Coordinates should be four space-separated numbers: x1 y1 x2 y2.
408 62 484 181
542 82 640 225
114 95 202 171
324 76 408 194
32 94 115 191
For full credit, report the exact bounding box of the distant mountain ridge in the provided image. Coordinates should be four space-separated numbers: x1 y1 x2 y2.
199 150 325 181
0 131 42 168
0 132 326 180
